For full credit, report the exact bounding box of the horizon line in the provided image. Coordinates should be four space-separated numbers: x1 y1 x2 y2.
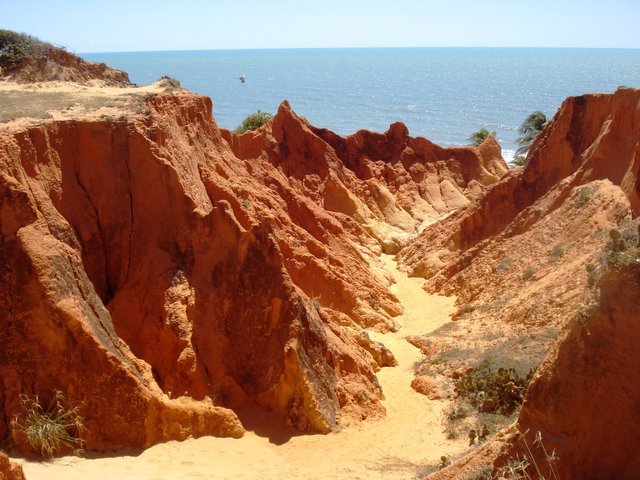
78 45 640 56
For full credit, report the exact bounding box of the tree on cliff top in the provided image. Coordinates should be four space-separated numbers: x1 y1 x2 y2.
515 111 548 157
468 128 496 147
234 110 274 134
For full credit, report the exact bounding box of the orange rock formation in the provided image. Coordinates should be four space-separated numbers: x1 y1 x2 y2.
0 452 24 480
0 38 130 85
0 88 505 454
415 88 640 479
512 228 640 478
2 54 637 479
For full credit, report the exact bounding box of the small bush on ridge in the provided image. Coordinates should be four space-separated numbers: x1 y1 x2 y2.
234 110 273 134
468 128 496 147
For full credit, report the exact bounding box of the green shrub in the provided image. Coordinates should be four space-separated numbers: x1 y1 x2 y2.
234 110 273 134
0 30 31 70
454 367 534 416
11 391 86 458
575 184 595 207
0 30 53 71
468 128 496 147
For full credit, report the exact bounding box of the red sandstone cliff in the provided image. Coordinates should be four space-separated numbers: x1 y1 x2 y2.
4 66 637 480
402 88 639 278
0 86 506 454
0 95 245 450
401 88 639 330
420 88 640 479
514 244 640 479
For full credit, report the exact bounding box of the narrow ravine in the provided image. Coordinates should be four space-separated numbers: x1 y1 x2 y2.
23 255 466 480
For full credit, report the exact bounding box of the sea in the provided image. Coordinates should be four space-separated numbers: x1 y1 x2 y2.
82 48 640 161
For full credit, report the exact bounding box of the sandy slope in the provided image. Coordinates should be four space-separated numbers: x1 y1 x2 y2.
21 255 464 479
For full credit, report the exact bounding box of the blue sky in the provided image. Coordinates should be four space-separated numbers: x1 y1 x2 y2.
3 0 640 52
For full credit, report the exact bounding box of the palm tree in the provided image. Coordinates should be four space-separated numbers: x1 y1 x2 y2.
468 128 496 147
515 111 547 157
509 155 527 168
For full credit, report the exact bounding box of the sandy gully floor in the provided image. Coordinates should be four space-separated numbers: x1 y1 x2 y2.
21 255 465 480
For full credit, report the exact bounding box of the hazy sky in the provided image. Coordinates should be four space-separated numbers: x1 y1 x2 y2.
3 0 640 52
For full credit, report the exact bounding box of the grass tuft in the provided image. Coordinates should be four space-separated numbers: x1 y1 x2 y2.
11 390 86 458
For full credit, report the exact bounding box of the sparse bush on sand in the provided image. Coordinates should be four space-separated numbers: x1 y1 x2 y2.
234 110 273 134
454 367 534 416
11 390 86 458
601 223 640 269
548 243 565 262
521 266 536 281
158 75 181 89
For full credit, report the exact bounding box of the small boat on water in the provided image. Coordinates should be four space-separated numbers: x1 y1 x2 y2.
239 74 246 83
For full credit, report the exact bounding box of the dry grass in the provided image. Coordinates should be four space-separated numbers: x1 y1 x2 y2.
10 390 86 458
0 89 149 123
496 430 560 480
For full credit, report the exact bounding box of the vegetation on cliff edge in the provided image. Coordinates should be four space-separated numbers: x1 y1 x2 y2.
0 30 56 72
234 110 274 134
468 128 496 147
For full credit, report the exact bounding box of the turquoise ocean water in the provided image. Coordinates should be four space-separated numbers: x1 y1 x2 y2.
82 48 640 160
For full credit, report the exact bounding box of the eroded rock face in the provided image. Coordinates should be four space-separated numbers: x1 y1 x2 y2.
405 89 640 480
0 452 25 480
0 95 336 446
400 89 640 335
309 115 507 248
0 117 245 450
0 88 504 451
515 251 640 479
0 42 130 85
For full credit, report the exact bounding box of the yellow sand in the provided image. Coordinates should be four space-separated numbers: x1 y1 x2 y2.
0 79 179 130
21 255 464 479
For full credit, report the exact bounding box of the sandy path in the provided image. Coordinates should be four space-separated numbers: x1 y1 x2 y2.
22 255 463 479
